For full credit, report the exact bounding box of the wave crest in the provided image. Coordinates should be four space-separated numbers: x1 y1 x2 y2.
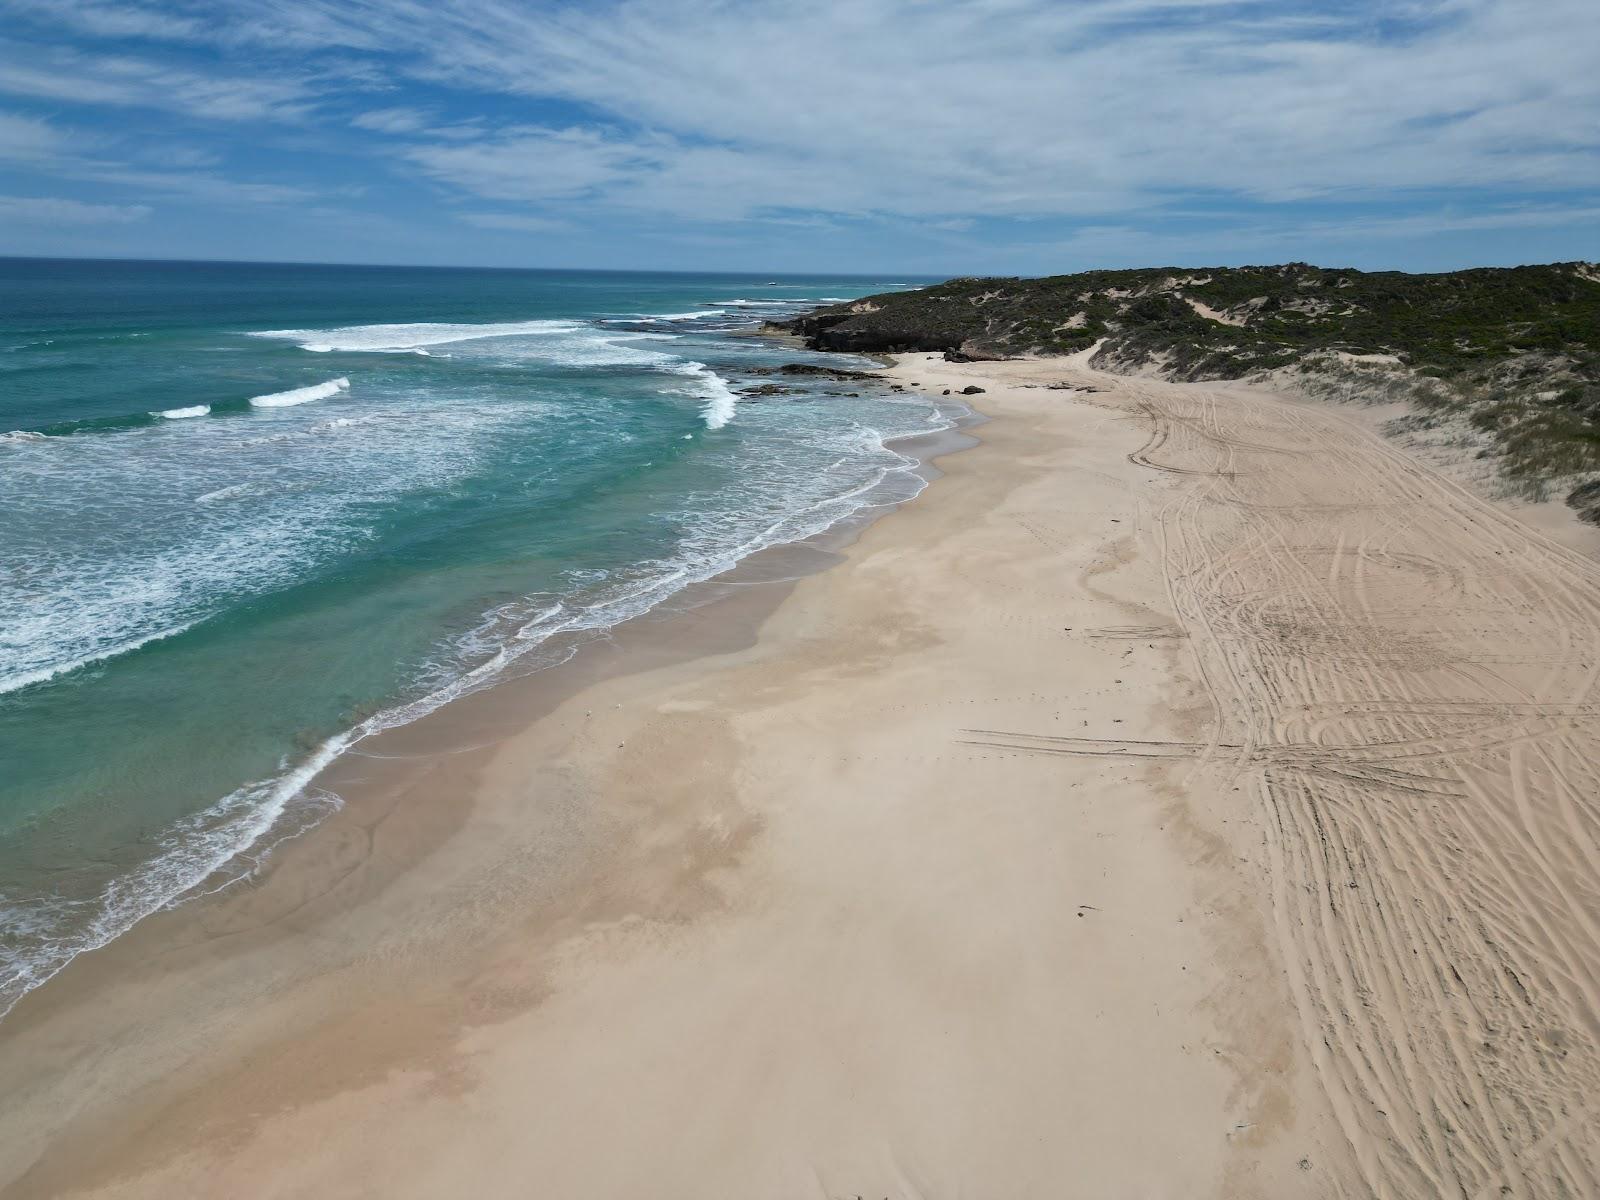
662 361 739 430
249 377 349 408
250 320 583 354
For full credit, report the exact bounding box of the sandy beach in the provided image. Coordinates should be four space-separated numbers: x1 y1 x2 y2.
5 351 1600 1199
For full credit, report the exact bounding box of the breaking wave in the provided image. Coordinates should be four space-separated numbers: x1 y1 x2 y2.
249 319 688 370
248 377 350 408
0 276 945 1020
662 361 740 429
249 320 584 353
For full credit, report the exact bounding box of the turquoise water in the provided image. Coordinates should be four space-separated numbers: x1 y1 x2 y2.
0 259 946 1013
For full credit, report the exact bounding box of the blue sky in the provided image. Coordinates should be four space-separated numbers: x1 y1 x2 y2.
0 0 1596 274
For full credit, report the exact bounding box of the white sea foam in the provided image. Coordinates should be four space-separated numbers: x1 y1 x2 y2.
1 430 48 444
250 319 584 353
195 483 256 504
0 619 201 697
155 405 210 419
309 416 374 434
0 392 958 1019
662 361 740 429
0 298 962 1020
248 377 349 408
722 296 853 307
0 386 532 708
650 310 726 321
503 330 682 368
249 320 686 370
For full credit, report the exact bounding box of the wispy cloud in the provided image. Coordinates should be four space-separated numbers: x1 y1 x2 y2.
0 108 314 209
404 126 665 202
0 0 206 42
68 165 316 205
0 0 203 41
0 109 75 162
0 193 150 224
0 0 385 52
287 0 1599 225
352 107 436 135
1018 204 1600 268
0 43 320 121
1 0 1595 267
353 106 486 141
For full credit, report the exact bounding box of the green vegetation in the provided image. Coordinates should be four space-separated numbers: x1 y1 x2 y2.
783 263 1600 519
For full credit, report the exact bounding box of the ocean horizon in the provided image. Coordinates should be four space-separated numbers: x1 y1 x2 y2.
0 257 948 1016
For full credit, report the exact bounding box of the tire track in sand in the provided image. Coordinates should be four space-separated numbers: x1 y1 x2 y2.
1059 369 1600 1198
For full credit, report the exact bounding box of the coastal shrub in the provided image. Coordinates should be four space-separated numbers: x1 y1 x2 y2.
783 260 1600 520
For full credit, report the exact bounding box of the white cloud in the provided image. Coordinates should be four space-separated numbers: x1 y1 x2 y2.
0 0 205 41
0 110 73 162
352 106 434 134
1315 205 1600 240
279 0 1597 223
69 165 315 205
0 44 319 121
0 109 313 209
0 193 150 224
404 126 664 202
4 0 1598 249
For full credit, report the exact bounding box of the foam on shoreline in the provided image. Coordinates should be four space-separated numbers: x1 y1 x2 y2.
0 379 963 1020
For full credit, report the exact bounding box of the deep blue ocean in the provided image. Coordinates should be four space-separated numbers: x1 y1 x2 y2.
0 258 947 1015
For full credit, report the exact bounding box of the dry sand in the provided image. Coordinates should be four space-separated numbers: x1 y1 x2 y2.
3 352 1599 1198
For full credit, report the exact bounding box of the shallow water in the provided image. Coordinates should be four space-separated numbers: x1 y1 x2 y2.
0 259 941 1014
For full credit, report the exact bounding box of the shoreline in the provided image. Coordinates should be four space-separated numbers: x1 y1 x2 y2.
7 350 1600 1197
0 395 987 1190
3 352 1319 1198
0 355 974 1022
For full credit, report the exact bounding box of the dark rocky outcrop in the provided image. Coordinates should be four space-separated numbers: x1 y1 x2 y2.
748 363 879 380
785 305 1001 357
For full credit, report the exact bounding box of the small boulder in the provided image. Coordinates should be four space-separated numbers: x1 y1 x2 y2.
960 385 986 395
944 345 1007 363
